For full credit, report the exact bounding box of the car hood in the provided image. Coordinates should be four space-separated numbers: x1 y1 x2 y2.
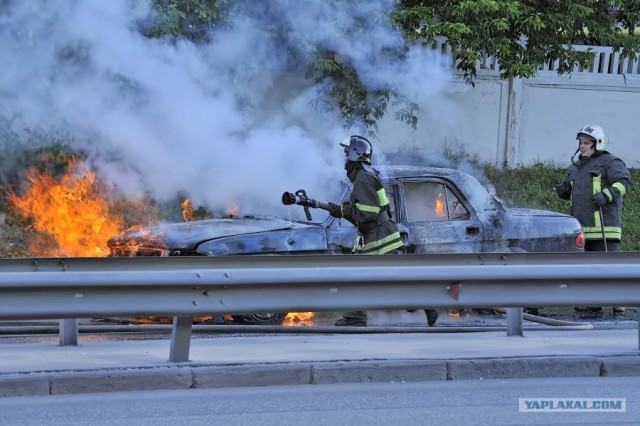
504 207 571 218
110 217 318 249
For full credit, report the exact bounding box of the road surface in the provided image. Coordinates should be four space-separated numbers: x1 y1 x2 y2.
1 376 638 425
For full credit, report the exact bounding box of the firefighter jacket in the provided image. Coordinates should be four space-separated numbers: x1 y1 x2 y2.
556 150 632 241
340 162 404 254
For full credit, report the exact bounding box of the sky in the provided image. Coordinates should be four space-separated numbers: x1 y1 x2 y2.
0 0 453 215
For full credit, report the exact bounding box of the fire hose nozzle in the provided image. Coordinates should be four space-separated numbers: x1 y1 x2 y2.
281 192 298 206
282 189 332 213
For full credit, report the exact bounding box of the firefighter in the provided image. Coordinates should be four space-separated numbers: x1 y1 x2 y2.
554 124 632 314
328 135 438 327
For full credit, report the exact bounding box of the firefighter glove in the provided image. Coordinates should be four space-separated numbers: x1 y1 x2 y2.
328 202 342 218
593 192 608 207
554 180 569 197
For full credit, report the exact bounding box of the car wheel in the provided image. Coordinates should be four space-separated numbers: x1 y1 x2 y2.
230 313 288 325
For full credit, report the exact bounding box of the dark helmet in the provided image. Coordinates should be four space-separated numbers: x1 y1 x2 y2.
340 135 372 164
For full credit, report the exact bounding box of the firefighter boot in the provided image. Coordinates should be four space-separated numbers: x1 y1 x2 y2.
524 307 540 316
335 311 367 327
425 309 439 327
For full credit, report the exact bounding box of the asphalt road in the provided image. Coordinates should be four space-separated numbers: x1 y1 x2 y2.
1 376 638 425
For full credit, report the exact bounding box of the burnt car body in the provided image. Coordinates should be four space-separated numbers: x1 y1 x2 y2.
108 166 584 323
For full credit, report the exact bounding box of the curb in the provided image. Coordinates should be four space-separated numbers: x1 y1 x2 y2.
2 355 640 397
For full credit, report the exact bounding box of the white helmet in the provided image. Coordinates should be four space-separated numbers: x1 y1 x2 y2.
576 124 606 151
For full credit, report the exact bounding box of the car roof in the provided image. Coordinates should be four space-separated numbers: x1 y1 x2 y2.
376 165 500 212
376 165 471 179
376 165 488 192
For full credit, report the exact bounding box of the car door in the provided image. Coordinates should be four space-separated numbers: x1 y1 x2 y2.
399 179 484 253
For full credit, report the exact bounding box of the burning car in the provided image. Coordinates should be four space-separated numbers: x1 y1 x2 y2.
108 165 585 324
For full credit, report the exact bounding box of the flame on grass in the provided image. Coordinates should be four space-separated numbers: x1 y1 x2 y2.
182 198 194 222
7 158 153 257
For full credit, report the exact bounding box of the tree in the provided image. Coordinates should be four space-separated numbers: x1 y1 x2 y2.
147 0 413 133
145 0 226 41
392 0 640 83
147 0 640 129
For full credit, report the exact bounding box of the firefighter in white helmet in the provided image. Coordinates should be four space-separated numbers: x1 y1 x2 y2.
554 124 632 314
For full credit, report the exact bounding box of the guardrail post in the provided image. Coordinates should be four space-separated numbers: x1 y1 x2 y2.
59 319 78 346
506 308 523 337
169 316 193 362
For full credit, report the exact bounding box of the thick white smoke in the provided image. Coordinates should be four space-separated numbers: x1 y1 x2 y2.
0 0 452 215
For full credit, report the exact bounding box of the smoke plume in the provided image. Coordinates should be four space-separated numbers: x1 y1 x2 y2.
0 0 451 215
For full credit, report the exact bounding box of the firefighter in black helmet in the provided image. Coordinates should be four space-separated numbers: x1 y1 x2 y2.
328 135 438 327
328 135 403 254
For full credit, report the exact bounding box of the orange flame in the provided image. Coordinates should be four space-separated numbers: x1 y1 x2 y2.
8 160 126 257
282 312 315 326
181 198 194 222
435 193 445 217
7 158 159 257
226 204 240 218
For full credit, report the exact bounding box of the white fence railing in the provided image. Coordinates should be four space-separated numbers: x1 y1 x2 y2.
0 252 639 362
425 36 640 76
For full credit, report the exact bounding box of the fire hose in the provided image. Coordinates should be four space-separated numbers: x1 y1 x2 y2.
599 206 608 252
492 308 593 329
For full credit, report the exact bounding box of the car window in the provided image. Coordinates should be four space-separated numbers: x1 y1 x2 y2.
404 181 470 222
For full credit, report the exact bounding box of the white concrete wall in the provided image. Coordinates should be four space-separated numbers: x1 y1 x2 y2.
516 73 640 168
376 43 640 169
376 74 509 166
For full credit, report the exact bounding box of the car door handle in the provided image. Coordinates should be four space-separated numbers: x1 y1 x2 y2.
466 226 479 235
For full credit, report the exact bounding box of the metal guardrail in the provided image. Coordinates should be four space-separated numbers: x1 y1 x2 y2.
1 252 639 361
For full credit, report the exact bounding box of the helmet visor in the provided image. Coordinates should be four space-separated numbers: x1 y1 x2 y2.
576 133 596 142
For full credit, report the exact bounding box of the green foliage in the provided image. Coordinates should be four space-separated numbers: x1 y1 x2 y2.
392 1 640 83
393 100 419 130
0 143 79 202
312 58 383 133
484 163 571 213
146 0 226 41
0 221 29 258
620 169 640 251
